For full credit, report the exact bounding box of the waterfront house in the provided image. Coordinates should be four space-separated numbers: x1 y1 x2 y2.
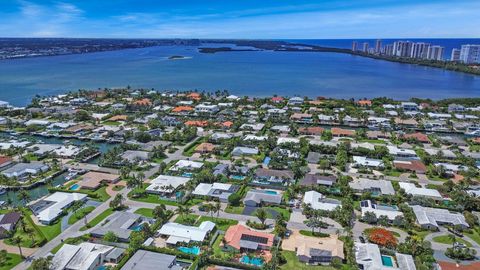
1 162 49 179
299 126 324 136
79 171 120 190
0 212 21 238
30 192 88 225
254 168 295 186
170 160 203 171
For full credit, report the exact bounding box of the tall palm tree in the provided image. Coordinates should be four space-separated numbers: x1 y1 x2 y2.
215 201 221 220
17 190 30 206
11 236 23 258
255 208 268 226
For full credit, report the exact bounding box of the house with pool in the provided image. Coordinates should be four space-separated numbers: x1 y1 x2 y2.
51 242 125 270
253 168 295 188
355 242 416 270
243 189 283 207
360 200 403 222
192 183 239 203
156 221 216 249
91 212 151 242
223 224 275 253
145 174 190 199
30 192 88 225
303 191 342 212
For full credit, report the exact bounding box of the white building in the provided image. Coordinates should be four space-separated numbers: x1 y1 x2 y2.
157 221 215 245
169 160 203 171
459 44 480 64
32 192 88 224
195 104 219 114
411 205 469 230
398 182 443 200
303 191 341 211
51 242 123 270
146 175 190 195
352 156 384 168
360 200 403 221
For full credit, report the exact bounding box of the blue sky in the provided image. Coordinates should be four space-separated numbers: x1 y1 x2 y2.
0 0 479 38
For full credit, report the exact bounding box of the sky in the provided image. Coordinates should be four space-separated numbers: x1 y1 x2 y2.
0 0 479 39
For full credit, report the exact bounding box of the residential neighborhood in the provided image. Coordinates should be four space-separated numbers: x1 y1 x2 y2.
0 89 479 270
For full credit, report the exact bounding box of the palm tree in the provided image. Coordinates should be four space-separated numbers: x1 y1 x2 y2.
153 204 167 222
448 234 456 246
255 208 268 226
11 236 23 258
215 200 221 220
175 205 192 221
17 190 30 206
25 227 35 247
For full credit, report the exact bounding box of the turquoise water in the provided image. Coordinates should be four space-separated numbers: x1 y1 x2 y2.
69 184 80 191
130 224 143 232
182 172 193 178
265 190 277 195
178 246 200 255
1 43 480 106
95 266 107 270
240 255 264 266
381 255 394 267
231 175 245 180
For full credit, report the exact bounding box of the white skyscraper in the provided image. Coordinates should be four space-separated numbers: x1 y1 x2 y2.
352 41 358 51
411 42 430 59
393 41 413 57
426 46 444 61
451 48 461 61
362 42 369 53
459 45 480 64
375 39 382 54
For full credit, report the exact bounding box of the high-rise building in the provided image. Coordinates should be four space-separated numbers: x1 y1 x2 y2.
362 42 369 53
459 44 480 64
384 44 394 56
411 42 430 59
375 39 382 54
426 46 444 61
352 41 358 52
451 48 461 61
393 41 413 57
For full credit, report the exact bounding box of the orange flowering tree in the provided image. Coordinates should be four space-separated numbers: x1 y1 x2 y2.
367 227 398 248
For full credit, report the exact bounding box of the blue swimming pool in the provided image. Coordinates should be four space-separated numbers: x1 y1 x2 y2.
231 175 245 180
182 172 193 178
381 255 394 267
130 224 143 232
240 255 263 266
95 266 107 270
69 184 80 191
178 246 200 255
264 190 277 195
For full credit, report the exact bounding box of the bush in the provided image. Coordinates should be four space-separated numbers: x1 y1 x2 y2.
228 193 242 206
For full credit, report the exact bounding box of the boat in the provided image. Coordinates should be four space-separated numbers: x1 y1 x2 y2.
65 171 78 181
0 188 6 195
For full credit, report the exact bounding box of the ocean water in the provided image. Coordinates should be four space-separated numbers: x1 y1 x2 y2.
0 39 479 106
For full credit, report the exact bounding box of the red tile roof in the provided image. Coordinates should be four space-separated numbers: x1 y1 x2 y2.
393 160 427 173
299 126 324 135
224 224 275 250
132 98 152 106
0 156 12 166
331 127 355 137
401 132 430 143
357 100 372 106
172 106 193 113
184 120 208 127
438 261 480 270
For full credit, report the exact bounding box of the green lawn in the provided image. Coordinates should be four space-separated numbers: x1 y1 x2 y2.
224 206 244 214
4 219 44 248
80 208 114 231
134 208 154 218
299 230 330 238
281 251 336 270
112 185 125 191
359 139 386 144
195 216 238 231
174 214 199 225
68 206 95 225
432 235 472 247
465 228 480 245
0 253 22 270
51 242 65 254
383 170 402 177
38 221 62 241
412 230 431 240
89 186 110 202
264 206 291 220
102 121 121 126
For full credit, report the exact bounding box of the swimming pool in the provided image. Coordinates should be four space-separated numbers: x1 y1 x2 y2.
182 172 193 178
95 266 107 270
130 224 143 232
178 246 200 255
240 255 263 266
381 255 394 267
69 184 80 191
231 175 246 180
264 190 277 195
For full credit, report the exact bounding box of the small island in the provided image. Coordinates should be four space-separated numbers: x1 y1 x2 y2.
168 55 190 60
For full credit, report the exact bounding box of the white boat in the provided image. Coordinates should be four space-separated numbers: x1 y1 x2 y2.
0 188 7 195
